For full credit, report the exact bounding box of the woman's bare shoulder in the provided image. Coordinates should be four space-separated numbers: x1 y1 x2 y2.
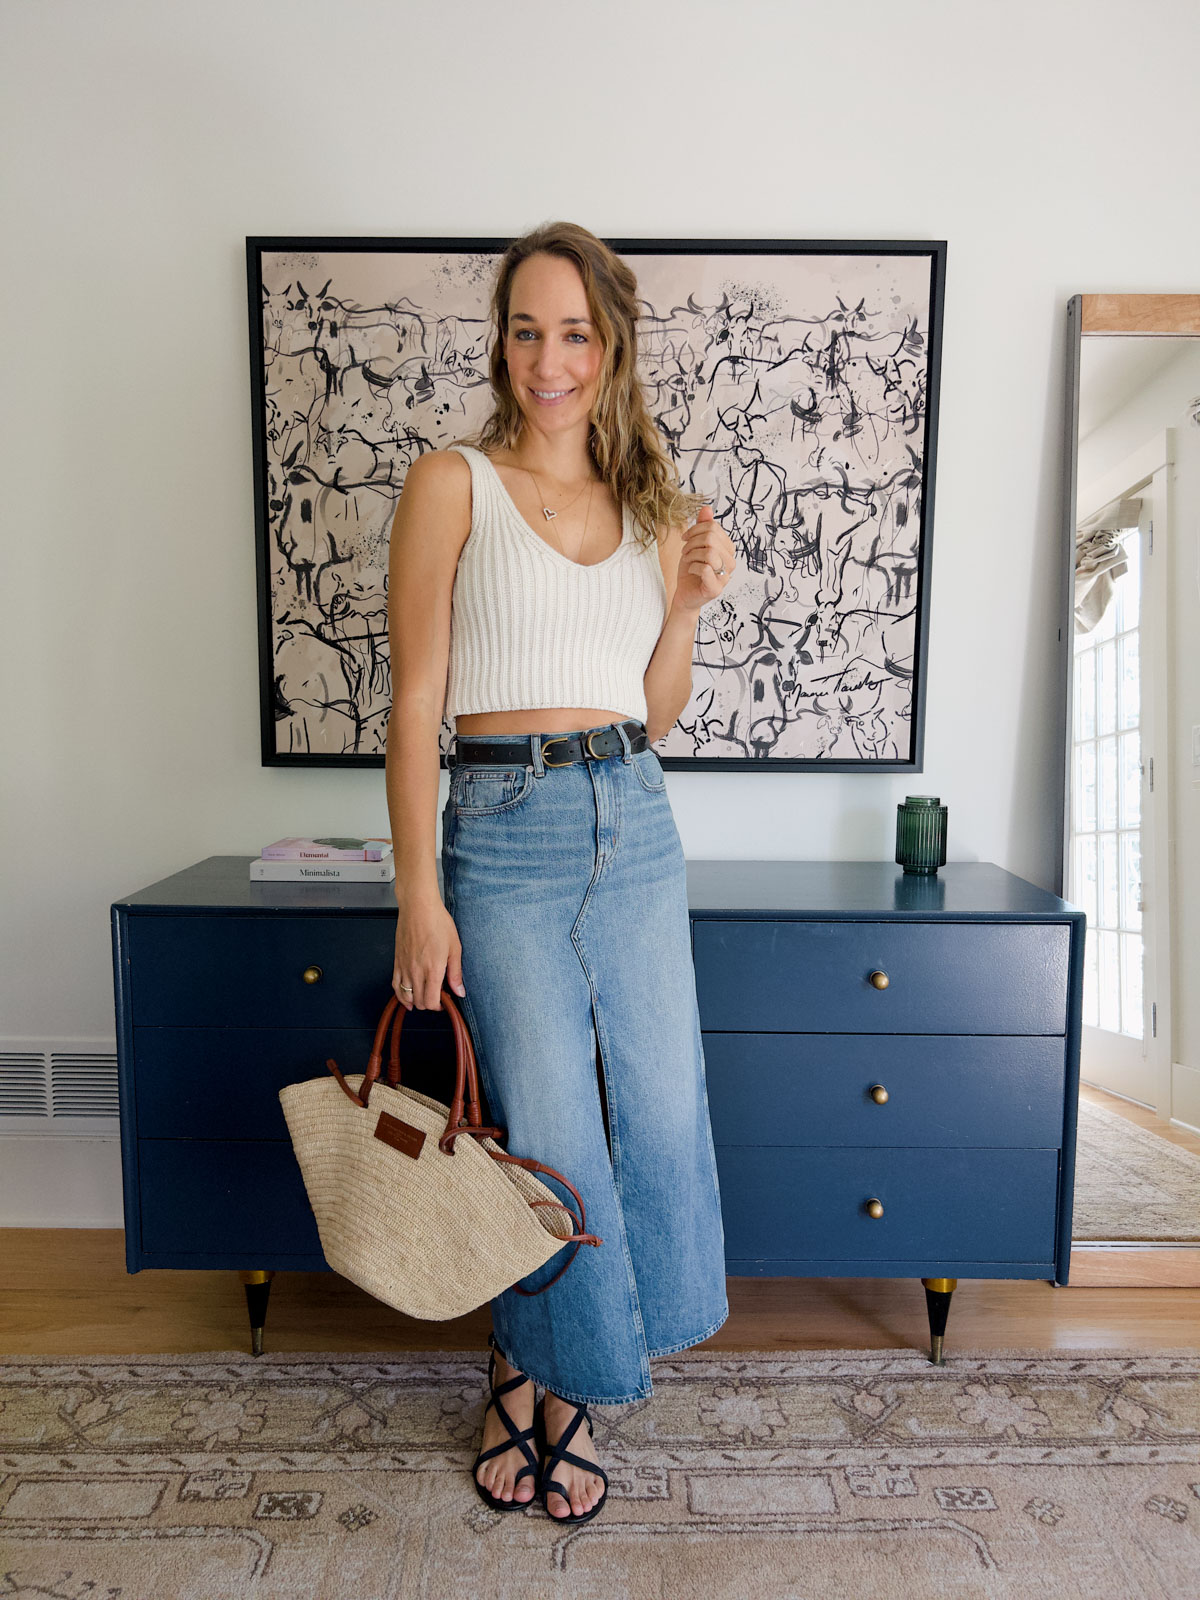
405 445 474 483
393 448 473 554
404 447 472 505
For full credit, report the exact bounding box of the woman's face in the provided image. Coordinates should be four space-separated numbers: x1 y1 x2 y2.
503 253 605 436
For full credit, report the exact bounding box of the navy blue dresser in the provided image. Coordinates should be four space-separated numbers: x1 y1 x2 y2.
111 857 1085 1362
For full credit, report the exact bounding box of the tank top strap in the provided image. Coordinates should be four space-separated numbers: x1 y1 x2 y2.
445 443 496 545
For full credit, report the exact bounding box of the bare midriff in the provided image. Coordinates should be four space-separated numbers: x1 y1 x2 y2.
454 709 632 736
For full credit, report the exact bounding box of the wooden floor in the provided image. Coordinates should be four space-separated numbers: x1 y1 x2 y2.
2 1228 1197 1360
2 1082 1197 1361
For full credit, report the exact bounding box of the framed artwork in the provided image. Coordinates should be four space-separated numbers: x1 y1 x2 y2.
247 235 945 769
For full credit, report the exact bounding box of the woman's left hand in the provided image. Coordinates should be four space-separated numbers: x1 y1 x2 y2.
671 506 737 615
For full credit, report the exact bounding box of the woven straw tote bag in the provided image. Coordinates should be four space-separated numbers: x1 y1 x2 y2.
278 986 602 1320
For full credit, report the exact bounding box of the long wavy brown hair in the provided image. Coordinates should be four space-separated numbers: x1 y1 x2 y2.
452 221 707 548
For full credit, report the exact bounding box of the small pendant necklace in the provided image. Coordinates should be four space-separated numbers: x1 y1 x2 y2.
522 466 596 564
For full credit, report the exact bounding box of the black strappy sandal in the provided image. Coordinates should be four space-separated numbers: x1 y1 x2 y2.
472 1331 540 1512
533 1393 609 1524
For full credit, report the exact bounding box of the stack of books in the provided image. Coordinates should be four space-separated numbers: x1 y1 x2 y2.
250 837 395 883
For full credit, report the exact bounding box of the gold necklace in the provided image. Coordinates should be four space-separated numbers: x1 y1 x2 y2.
520 464 592 520
522 467 596 564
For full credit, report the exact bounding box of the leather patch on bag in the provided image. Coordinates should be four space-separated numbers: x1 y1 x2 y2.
373 1109 426 1159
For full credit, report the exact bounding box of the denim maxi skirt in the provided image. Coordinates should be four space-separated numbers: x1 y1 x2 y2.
439 718 729 1405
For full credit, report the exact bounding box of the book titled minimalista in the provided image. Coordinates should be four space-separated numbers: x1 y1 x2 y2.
250 856 396 882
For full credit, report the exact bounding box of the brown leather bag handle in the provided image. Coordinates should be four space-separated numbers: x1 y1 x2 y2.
486 1147 602 1294
382 984 489 1135
323 986 602 1293
327 986 488 1135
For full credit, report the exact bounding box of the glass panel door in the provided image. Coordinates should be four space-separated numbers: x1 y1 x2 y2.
1069 509 1154 1102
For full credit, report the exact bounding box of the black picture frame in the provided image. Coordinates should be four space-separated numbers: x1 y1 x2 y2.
247 235 946 770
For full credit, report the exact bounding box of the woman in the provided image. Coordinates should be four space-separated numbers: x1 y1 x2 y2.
383 221 736 1525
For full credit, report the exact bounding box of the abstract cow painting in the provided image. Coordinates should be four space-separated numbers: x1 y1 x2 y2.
248 237 945 769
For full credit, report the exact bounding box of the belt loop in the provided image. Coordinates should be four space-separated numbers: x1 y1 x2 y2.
531 734 545 777
615 720 633 763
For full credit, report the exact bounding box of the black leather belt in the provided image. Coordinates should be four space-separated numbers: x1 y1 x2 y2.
447 718 648 769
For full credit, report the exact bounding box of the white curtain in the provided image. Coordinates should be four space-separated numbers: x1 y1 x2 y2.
1075 496 1140 634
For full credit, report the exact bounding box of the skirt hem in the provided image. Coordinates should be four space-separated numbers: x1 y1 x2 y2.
645 1298 730 1360
489 1346 653 1407
492 1297 730 1407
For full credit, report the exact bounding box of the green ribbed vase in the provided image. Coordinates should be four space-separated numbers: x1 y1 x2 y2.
895 795 947 875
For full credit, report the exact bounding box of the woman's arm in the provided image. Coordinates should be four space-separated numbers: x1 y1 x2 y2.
643 519 696 743
643 610 700 745
642 507 737 743
384 450 471 905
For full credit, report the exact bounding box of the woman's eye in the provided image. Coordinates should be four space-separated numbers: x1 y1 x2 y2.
515 330 587 342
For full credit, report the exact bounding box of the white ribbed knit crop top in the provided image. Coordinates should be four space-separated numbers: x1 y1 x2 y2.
442 443 668 725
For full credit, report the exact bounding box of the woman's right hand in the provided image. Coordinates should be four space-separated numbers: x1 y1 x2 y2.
393 889 467 1010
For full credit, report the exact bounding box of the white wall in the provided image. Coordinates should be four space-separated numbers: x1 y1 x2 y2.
4 0 1199 1058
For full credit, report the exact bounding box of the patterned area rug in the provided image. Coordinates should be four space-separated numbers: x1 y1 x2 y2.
1073 1098 1200 1242
2 1347 1199 1598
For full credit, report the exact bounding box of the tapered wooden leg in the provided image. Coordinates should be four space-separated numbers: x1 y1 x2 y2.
239 1270 275 1357
921 1277 957 1365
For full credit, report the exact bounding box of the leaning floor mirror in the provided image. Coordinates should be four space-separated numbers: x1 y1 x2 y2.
1057 294 1200 1276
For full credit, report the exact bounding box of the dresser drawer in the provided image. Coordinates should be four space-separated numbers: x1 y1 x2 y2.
694 920 1070 1035
138 1139 325 1258
713 1146 1059 1264
703 1033 1066 1148
126 915 396 1027
132 1021 457 1139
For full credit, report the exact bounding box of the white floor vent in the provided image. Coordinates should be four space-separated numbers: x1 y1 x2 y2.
0 1040 119 1133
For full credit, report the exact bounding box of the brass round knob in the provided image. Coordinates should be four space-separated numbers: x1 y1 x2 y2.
301 965 323 984
868 970 889 990
865 1198 884 1219
869 1084 889 1104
